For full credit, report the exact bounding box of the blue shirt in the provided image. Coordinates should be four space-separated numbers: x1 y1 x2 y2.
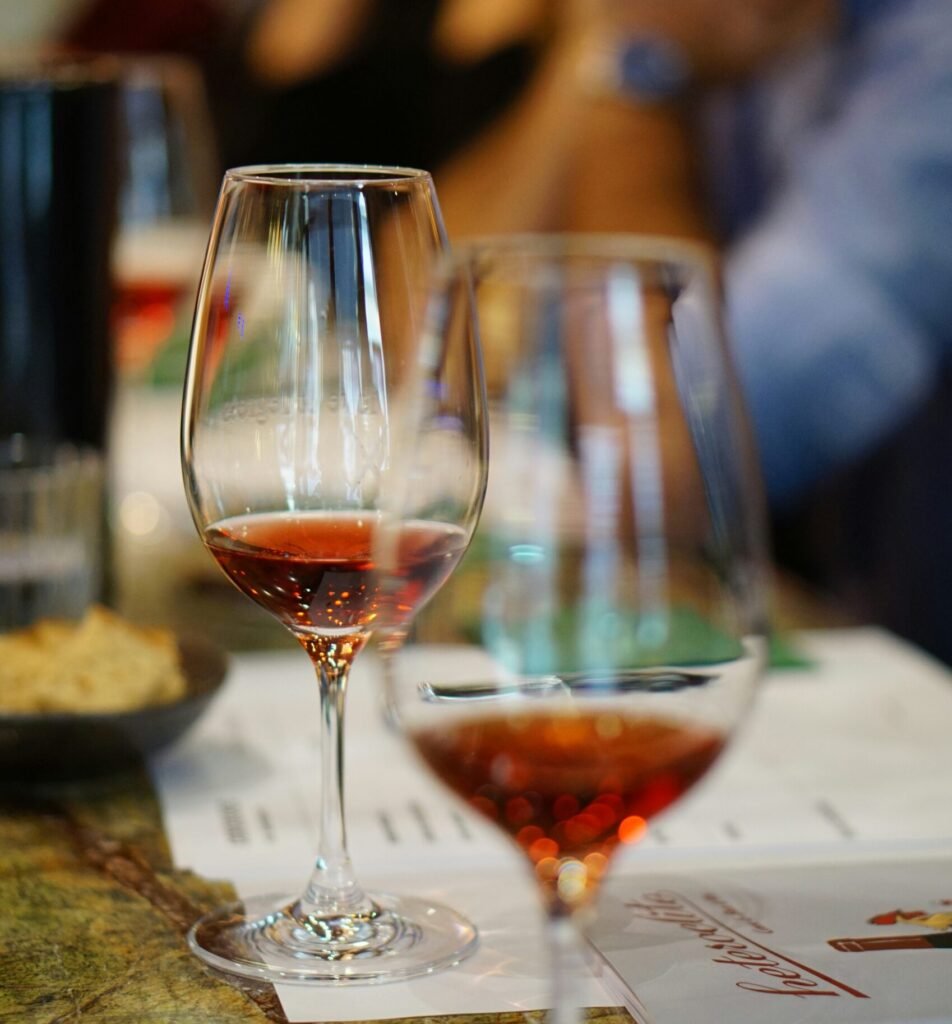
721 0 952 504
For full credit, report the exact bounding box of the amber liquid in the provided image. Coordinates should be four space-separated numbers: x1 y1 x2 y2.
112 278 190 372
413 710 724 905
204 511 466 635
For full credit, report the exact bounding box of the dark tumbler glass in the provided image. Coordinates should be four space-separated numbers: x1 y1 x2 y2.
0 58 120 450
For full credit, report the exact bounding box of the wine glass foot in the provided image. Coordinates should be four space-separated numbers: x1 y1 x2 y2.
187 891 478 984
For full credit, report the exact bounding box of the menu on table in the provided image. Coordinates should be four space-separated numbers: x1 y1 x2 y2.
591 853 952 1024
151 628 952 1022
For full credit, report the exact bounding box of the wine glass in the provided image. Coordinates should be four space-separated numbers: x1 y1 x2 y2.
111 56 221 628
113 55 219 379
180 165 487 983
380 235 768 1022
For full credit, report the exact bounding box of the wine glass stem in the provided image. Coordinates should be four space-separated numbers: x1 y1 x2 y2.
547 908 586 1024
296 644 375 920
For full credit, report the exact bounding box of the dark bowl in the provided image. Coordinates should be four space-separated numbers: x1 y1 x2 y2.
0 633 228 783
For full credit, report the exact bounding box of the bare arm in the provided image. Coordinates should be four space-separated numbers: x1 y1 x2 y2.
434 35 711 243
434 36 586 239
565 92 711 241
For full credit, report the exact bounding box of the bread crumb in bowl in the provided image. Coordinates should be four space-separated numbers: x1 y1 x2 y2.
0 606 188 713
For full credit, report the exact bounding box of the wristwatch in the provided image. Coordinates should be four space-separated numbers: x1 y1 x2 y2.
580 33 692 103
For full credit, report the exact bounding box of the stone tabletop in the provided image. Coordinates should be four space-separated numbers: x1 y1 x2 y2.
0 767 630 1024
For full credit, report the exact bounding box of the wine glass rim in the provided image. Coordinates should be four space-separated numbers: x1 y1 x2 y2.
446 232 715 271
224 163 433 187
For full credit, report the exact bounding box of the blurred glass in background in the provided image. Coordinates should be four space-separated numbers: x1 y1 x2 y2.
112 55 217 379
0 57 120 628
107 56 221 633
0 439 103 630
0 10 221 635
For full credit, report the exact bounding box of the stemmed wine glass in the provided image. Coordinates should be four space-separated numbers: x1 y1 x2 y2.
380 235 768 1021
180 165 487 983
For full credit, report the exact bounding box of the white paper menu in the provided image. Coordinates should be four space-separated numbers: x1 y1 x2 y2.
590 853 952 1024
150 628 952 1022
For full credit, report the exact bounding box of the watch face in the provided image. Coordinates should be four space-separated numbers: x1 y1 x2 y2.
618 36 692 100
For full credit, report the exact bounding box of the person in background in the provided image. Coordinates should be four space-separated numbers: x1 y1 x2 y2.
436 0 952 662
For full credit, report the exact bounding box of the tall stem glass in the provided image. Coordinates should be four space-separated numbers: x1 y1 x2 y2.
381 235 768 1019
181 165 487 983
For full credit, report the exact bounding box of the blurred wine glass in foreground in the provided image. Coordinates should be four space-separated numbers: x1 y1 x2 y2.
381 234 768 1022
181 164 487 983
